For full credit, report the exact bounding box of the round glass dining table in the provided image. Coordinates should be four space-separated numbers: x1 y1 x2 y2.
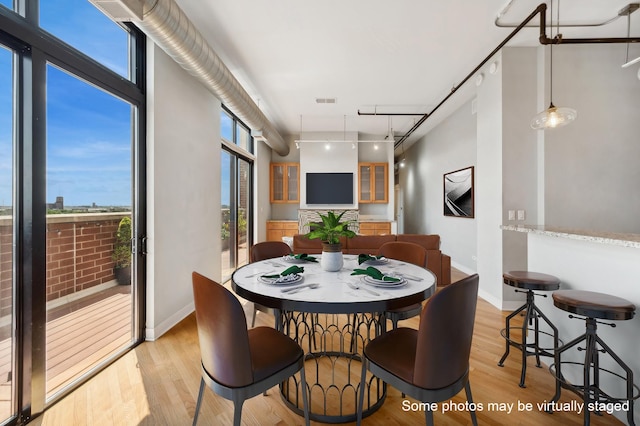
232 254 436 423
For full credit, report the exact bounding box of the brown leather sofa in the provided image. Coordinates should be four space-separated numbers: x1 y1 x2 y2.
292 234 451 286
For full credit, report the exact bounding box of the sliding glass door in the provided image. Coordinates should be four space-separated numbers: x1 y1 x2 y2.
221 109 253 283
44 64 135 399
221 149 252 282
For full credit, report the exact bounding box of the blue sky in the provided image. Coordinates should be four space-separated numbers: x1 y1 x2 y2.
1 2 243 208
1 1 133 207
0 47 10 207
221 114 233 206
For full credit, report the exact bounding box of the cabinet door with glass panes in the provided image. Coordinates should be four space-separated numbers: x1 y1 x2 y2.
358 163 388 203
270 163 300 203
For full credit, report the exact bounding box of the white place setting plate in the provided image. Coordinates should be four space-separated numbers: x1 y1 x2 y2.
361 275 407 288
283 255 317 264
258 274 303 285
361 257 388 266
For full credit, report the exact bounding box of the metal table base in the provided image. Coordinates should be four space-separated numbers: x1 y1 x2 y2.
278 311 387 423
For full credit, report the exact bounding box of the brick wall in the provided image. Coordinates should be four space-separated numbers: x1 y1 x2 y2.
0 212 131 315
0 222 12 317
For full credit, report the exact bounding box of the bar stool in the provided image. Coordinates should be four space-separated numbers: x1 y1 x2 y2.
550 290 639 426
498 271 561 388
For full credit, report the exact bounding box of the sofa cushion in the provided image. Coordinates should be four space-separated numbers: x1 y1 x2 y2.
292 235 323 254
344 235 396 254
291 233 452 286
292 235 347 254
396 234 440 250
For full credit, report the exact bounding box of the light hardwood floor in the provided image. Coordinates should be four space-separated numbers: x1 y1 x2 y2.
35 270 623 425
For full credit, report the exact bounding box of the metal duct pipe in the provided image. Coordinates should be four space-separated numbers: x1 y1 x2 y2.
138 0 289 155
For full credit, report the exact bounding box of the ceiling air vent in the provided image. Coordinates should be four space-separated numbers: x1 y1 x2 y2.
89 0 143 22
315 98 337 104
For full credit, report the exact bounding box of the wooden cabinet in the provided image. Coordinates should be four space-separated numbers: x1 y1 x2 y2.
358 163 388 203
358 221 392 236
266 220 299 241
270 163 299 203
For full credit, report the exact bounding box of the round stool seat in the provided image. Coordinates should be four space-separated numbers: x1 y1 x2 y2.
553 290 636 321
503 271 560 291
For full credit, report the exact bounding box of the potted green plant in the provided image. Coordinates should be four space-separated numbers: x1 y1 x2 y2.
112 216 132 285
305 211 356 271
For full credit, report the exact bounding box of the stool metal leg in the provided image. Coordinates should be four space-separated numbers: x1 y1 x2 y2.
499 290 559 388
551 317 638 426
533 304 542 368
584 322 595 425
519 296 533 387
592 328 636 426
550 331 588 405
498 301 528 367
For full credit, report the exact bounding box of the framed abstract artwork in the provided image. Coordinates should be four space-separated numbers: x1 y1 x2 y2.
443 166 474 218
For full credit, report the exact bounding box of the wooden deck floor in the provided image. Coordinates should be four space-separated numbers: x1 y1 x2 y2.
0 286 132 419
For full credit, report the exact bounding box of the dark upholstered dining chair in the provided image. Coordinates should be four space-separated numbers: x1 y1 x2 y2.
356 274 479 425
249 241 292 327
191 272 309 426
377 241 429 329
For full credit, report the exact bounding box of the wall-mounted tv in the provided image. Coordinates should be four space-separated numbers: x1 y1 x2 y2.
306 172 354 205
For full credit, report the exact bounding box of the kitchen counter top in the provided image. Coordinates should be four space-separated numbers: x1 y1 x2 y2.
501 224 640 249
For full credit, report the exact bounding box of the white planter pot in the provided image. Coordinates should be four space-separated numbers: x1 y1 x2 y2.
321 243 343 272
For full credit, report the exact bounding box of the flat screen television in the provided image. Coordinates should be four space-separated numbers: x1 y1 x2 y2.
306 172 354 205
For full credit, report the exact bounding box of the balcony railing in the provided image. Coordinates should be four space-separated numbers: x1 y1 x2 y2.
0 212 131 318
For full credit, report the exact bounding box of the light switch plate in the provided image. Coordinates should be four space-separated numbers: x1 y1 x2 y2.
508 210 515 221
517 210 525 221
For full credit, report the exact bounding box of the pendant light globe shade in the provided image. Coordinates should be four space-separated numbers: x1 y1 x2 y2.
530 103 577 129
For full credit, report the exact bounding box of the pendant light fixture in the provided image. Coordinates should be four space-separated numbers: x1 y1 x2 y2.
622 4 640 68
386 116 394 141
531 0 577 130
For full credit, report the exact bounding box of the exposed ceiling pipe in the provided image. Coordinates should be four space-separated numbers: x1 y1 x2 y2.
394 2 640 149
136 0 289 155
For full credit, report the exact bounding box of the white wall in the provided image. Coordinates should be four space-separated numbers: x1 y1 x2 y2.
254 139 272 242
528 233 640 426
270 132 395 221
146 44 221 340
544 44 640 233
299 131 359 210
501 47 539 305
399 44 640 310
475 52 505 308
400 99 477 272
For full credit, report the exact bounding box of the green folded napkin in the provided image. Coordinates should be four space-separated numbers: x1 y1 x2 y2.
262 265 304 279
294 253 318 262
351 266 400 282
358 253 384 265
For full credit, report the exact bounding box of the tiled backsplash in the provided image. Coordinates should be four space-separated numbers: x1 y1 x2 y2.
297 209 359 234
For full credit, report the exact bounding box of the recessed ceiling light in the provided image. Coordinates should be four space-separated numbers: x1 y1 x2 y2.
315 98 337 104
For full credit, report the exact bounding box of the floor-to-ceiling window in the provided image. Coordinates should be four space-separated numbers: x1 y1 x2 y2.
0 41 15 423
0 2 145 423
221 108 253 282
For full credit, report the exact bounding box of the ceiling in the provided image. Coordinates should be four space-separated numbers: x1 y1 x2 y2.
174 0 640 150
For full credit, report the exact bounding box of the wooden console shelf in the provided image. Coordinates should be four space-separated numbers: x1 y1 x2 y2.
266 220 298 242
359 221 391 236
